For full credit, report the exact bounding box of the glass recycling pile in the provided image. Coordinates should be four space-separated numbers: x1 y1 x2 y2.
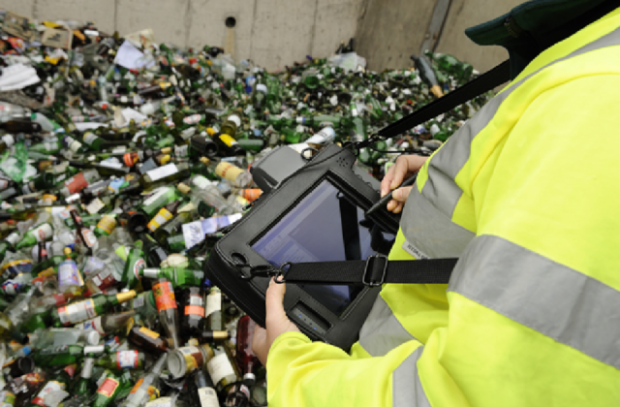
0 8 494 407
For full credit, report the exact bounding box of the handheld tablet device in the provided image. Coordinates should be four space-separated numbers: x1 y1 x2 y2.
206 144 398 350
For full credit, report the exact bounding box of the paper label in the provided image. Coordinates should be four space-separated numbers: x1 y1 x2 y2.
86 198 105 214
99 161 123 169
58 299 96 325
83 132 98 145
117 350 139 369
147 164 178 182
191 175 211 190
133 258 146 280
401 239 430 260
207 353 235 385
218 134 237 147
139 326 160 339
97 377 120 398
215 162 244 184
142 187 169 207
64 172 88 194
31 381 65 407
31 223 53 242
76 317 105 335
197 388 219 407
81 228 98 248
205 292 221 316
58 260 84 287
174 144 189 158
147 208 173 232
183 114 202 125
182 220 204 250
153 281 177 311
96 215 117 234
179 346 204 372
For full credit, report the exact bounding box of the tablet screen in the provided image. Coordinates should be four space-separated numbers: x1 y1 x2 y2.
252 179 394 315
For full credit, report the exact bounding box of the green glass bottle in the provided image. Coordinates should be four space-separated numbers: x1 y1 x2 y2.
51 290 136 327
32 344 103 367
93 371 123 407
139 186 183 218
205 286 224 331
95 350 145 371
94 214 117 237
121 353 167 407
73 356 95 396
122 241 146 290
141 267 204 288
14 222 54 250
30 139 62 155
139 163 191 191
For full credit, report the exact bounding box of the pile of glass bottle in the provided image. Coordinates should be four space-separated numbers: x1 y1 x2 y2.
0 8 494 407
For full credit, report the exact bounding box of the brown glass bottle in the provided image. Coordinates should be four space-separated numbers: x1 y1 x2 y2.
180 286 205 341
127 325 170 355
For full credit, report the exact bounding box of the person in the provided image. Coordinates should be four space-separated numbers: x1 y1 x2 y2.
252 0 620 405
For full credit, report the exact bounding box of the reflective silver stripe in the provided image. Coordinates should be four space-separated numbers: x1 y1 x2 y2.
393 347 431 407
419 25 620 216
401 187 474 258
358 295 416 357
449 235 620 369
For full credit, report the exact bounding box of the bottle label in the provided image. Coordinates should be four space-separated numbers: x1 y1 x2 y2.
205 291 221 316
76 317 105 335
147 208 173 232
228 114 241 127
80 228 98 248
58 299 96 325
53 293 67 306
99 161 123 169
218 134 237 147
147 163 178 182
86 198 105 214
174 144 188 157
183 114 202 125
0 260 32 280
90 268 115 291
153 281 177 311
58 260 84 288
32 381 66 406
185 294 205 317
96 215 116 234
64 172 88 194
83 132 98 145
123 153 137 167
139 326 160 340
197 387 219 407
142 187 170 207
97 377 119 398
0 392 15 406
133 258 146 280
191 175 211 190
215 162 244 184
179 346 204 372
116 350 139 369
44 141 58 151
31 223 53 242
207 353 235 386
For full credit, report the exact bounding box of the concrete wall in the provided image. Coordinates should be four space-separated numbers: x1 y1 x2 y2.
0 0 525 73
0 0 363 72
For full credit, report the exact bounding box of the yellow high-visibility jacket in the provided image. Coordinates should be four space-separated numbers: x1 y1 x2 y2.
266 7 620 407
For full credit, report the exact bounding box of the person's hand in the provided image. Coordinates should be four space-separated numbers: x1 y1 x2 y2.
380 154 429 213
252 278 300 366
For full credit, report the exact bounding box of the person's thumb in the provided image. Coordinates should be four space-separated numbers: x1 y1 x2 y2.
265 278 288 325
392 186 413 203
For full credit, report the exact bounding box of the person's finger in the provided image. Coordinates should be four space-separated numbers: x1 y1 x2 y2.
265 278 288 326
389 156 411 190
392 186 413 203
380 164 397 197
386 199 397 212
393 202 404 214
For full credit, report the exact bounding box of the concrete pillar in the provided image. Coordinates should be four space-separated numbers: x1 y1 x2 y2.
355 0 437 71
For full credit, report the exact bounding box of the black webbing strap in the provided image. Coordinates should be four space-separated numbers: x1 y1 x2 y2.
280 255 458 286
359 59 511 146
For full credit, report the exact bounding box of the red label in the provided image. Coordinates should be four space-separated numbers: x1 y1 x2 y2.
64 172 88 194
97 377 119 397
54 293 66 306
185 305 205 317
31 397 45 407
153 281 177 311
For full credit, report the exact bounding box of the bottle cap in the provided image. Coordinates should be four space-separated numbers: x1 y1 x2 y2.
176 183 191 194
84 330 101 345
160 155 171 165
212 330 229 340
243 372 256 386
63 247 72 255
199 157 210 165
166 350 188 378
206 127 216 136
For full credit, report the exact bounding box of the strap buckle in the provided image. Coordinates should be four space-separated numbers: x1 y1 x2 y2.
238 264 278 280
362 254 388 287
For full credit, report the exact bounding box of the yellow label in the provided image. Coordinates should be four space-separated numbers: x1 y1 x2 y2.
96 215 117 234
139 326 160 340
218 134 237 147
215 162 244 184
147 208 174 232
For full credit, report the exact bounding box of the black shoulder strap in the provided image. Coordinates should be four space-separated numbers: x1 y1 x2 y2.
275 61 510 286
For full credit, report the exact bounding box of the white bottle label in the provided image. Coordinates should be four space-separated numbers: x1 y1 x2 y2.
83 132 98 145
175 145 189 158
147 164 178 182
197 388 219 407
86 198 105 214
32 223 53 242
191 175 211 190
117 350 139 369
58 299 96 325
142 187 169 207
205 292 221 316
207 353 235 386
